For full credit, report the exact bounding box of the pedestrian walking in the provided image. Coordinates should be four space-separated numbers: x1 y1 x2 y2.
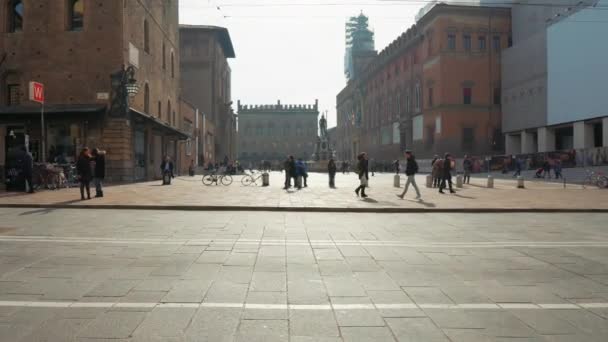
439 153 455 194
161 156 174 185
370 158 376 176
76 148 93 200
463 155 472 184
341 161 347 174
513 158 522 177
393 159 400 175
397 150 421 199
91 148 105 198
328 158 337 188
283 157 291 189
542 160 551 179
554 159 563 179
284 156 297 190
295 158 306 190
354 152 369 198
431 155 442 188
21 147 34 193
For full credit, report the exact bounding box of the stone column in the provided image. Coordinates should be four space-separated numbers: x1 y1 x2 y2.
505 134 521 155
573 121 593 149
537 127 555 152
521 130 535 154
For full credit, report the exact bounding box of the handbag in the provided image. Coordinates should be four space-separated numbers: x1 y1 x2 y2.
360 175 368 186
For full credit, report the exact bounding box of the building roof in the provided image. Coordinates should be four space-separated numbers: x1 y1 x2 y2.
180 25 236 58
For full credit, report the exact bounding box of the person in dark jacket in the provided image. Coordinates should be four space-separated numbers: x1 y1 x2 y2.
283 157 291 189
21 147 34 193
463 155 473 184
431 154 441 188
397 150 421 199
354 152 369 198
91 148 105 197
393 160 400 175
76 148 93 200
284 156 296 190
328 159 337 188
439 153 455 194
160 156 174 185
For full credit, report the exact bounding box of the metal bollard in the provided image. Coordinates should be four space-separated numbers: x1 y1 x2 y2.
517 176 524 188
456 174 463 188
394 174 400 188
262 172 269 187
426 174 433 188
487 175 494 188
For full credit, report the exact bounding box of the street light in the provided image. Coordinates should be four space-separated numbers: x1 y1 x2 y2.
125 66 139 98
109 65 139 117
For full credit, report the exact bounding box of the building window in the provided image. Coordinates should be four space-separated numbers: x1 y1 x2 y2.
69 0 84 31
144 83 150 114
463 87 472 105
447 34 456 50
428 88 433 107
167 100 171 123
462 127 474 151
493 87 501 105
478 36 486 50
7 84 20 105
435 116 441 134
186 139 192 156
463 34 471 51
171 52 175 78
508 36 513 47
144 19 150 53
414 83 421 112
493 36 500 52
162 43 166 70
413 115 423 141
158 101 161 118
172 111 176 126
8 0 24 33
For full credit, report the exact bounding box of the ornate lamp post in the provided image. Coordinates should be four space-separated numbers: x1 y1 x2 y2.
109 65 139 118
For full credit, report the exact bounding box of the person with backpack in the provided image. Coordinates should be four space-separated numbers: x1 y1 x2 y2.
397 150 421 200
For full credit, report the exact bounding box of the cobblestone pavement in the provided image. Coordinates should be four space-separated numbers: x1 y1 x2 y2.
0 208 607 341
1 172 607 210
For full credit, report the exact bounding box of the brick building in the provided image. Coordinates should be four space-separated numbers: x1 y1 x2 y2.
237 100 319 163
336 4 511 161
0 0 191 188
180 25 236 166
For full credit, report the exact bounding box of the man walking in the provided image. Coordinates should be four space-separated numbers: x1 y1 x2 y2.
439 153 456 194
397 150 421 200
21 147 34 193
91 148 105 197
513 157 522 177
463 155 472 184
393 159 400 175
283 157 291 189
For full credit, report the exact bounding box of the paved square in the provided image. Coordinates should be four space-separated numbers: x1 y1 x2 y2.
0 208 607 341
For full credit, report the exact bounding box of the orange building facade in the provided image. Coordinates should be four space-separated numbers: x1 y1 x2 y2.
336 5 511 161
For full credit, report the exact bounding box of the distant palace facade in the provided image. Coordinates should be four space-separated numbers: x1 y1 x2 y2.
237 100 319 163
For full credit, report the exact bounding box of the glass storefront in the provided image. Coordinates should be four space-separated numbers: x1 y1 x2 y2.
47 121 82 163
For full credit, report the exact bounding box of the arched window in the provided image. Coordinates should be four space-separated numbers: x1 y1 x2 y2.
158 101 162 118
162 43 166 70
143 19 150 53
143 83 150 114
69 0 84 31
167 100 171 123
9 0 24 33
170 52 175 78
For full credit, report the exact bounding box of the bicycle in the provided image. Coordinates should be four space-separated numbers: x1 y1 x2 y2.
202 171 233 186
241 170 263 186
582 169 608 189
32 163 59 190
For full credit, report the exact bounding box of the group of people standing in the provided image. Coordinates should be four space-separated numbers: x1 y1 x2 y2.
283 156 309 190
76 147 105 200
430 154 457 194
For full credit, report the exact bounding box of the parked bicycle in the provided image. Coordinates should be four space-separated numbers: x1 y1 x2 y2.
582 169 608 189
241 170 263 186
202 171 233 186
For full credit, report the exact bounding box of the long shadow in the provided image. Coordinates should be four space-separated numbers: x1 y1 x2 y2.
18 199 83 216
452 193 476 199
362 197 378 203
406 199 436 208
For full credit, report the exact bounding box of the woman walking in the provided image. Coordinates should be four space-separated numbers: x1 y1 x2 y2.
76 148 93 200
354 152 369 198
328 158 337 188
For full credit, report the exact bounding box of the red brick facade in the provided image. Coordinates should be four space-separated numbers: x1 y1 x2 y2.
337 5 511 161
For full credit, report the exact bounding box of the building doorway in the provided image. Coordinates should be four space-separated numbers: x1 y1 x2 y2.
555 127 573 150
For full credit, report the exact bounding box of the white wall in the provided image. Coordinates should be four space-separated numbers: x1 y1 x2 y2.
547 0 608 125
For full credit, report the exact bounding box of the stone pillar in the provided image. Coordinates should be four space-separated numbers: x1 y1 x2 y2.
0 125 5 190
521 130 535 154
573 121 593 149
537 127 555 152
103 118 134 182
505 134 521 155
603 117 608 147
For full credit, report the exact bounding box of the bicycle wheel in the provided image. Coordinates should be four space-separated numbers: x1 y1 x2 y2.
597 176 608 189
221 175 233 186
202 175 215 186
241 175 254 186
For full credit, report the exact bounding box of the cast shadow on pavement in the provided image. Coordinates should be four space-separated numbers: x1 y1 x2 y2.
406 198 436 208
18 199 82 216
452 193 476 199
362 198 378 203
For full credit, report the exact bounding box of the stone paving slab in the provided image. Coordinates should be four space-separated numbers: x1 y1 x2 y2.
1 172 607 211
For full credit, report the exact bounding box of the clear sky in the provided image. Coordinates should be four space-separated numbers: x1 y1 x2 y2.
179 0 424 128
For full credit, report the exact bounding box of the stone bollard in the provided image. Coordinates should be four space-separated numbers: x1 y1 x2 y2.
394 174 400 188
456 174 463 188
262 172 269 187
517 176 524 189
487 175 494 188
426 174 433 188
